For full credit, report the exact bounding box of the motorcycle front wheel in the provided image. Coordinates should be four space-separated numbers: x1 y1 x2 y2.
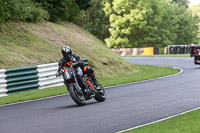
68 85 86 106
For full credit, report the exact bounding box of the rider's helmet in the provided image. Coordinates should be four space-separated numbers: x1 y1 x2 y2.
61 46 72 59
190 43 195 48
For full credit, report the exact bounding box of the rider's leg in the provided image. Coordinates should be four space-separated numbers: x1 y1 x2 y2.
90 73 100 87
76 74 88 89
194 57 200 65
84 66 100 87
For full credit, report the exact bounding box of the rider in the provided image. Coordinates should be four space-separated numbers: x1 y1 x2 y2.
56 46 100 88
190 43 200 65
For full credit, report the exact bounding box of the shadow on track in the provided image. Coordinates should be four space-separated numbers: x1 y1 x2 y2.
194 67 200 69
54 101 98 109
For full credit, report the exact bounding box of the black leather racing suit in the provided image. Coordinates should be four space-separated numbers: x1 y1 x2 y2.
57 54 84 73
57 54 100 88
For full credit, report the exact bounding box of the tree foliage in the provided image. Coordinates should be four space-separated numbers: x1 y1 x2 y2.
189 4 200 43
75 0 91 10
172 0 189 7
32 0 79 22
103 0 199 48
0 0 199 48
75 0 110 40
190 4 200 16
0 0 48 23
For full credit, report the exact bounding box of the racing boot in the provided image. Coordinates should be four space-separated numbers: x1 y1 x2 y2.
90 74 101 90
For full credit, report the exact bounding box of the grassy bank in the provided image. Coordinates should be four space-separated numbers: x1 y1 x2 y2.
0 22 138 78
0 64 180 105
124 108 200 133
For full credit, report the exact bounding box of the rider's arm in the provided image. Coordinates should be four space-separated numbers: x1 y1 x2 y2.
73 54 85 69
190 48 194 57
56 59 64 76
190 48 197 57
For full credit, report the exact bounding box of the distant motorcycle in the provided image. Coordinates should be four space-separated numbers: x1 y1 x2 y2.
58 63 106 106
190 48 200 65
194 49 200 58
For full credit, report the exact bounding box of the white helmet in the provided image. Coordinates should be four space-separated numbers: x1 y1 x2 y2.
190 43 195 47
61 46 72 59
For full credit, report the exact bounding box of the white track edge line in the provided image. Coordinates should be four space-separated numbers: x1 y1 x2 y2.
0 94 69 107
116 106 200 133
0 67 183 107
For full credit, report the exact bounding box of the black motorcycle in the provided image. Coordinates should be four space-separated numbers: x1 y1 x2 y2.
58 64 106 106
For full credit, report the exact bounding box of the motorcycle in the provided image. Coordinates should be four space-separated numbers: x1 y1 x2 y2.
58 63 106 106
194 49 200 58
191 48 200 61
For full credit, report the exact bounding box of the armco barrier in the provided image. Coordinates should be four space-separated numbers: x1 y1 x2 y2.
0 58 88 97
6 66 39 94
37 63 64 89
167 45 190 54
0 69 7 97
111 48 144 56
111 48 159 56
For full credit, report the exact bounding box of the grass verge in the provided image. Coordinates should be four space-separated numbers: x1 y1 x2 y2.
0 64 180 105
124 108 200 133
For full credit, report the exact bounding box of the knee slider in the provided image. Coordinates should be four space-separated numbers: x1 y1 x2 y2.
85 66 94 74
89 67 94 74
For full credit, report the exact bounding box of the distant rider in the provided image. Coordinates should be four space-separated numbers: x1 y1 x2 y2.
190 43 200 65
56 46 100 88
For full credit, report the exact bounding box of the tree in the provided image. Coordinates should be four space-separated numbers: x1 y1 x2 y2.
172 0 189 8
141 0 178 47
103 0 199 48
189 4 200 43
174 7 199 44
103 0 147 48
75 0 91 10
75 0 110 41
103 0 177 48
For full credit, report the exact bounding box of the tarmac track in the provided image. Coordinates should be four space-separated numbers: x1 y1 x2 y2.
1 57 200 133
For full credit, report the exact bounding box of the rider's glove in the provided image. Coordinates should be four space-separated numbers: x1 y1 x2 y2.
56 71 61 77
72 62 80 67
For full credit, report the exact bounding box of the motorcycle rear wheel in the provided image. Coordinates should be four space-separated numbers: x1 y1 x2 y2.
94 87 106 102
68 85 86 106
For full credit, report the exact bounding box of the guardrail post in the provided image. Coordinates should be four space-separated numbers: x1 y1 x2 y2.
0 69 8 97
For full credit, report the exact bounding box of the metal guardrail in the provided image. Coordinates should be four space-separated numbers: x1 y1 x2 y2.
37 63 64 89
167 45 190 54
6 66 39 94
0 58 88 97
0 69 7 97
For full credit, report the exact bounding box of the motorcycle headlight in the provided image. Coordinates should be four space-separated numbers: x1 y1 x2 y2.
77 67 83 76
64 71 71 80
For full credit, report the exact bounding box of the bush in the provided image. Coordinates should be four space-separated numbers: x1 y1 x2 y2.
32 0 80 22
0 1 11 22
159 47 164 54
0 0 48 23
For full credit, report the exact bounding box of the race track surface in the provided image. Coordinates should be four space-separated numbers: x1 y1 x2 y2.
1 57 200 133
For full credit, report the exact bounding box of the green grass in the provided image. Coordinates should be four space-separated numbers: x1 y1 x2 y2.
124 109 200 133
98 64 180 86
124 54 190 57
0 64 180 105
0 22 138 79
